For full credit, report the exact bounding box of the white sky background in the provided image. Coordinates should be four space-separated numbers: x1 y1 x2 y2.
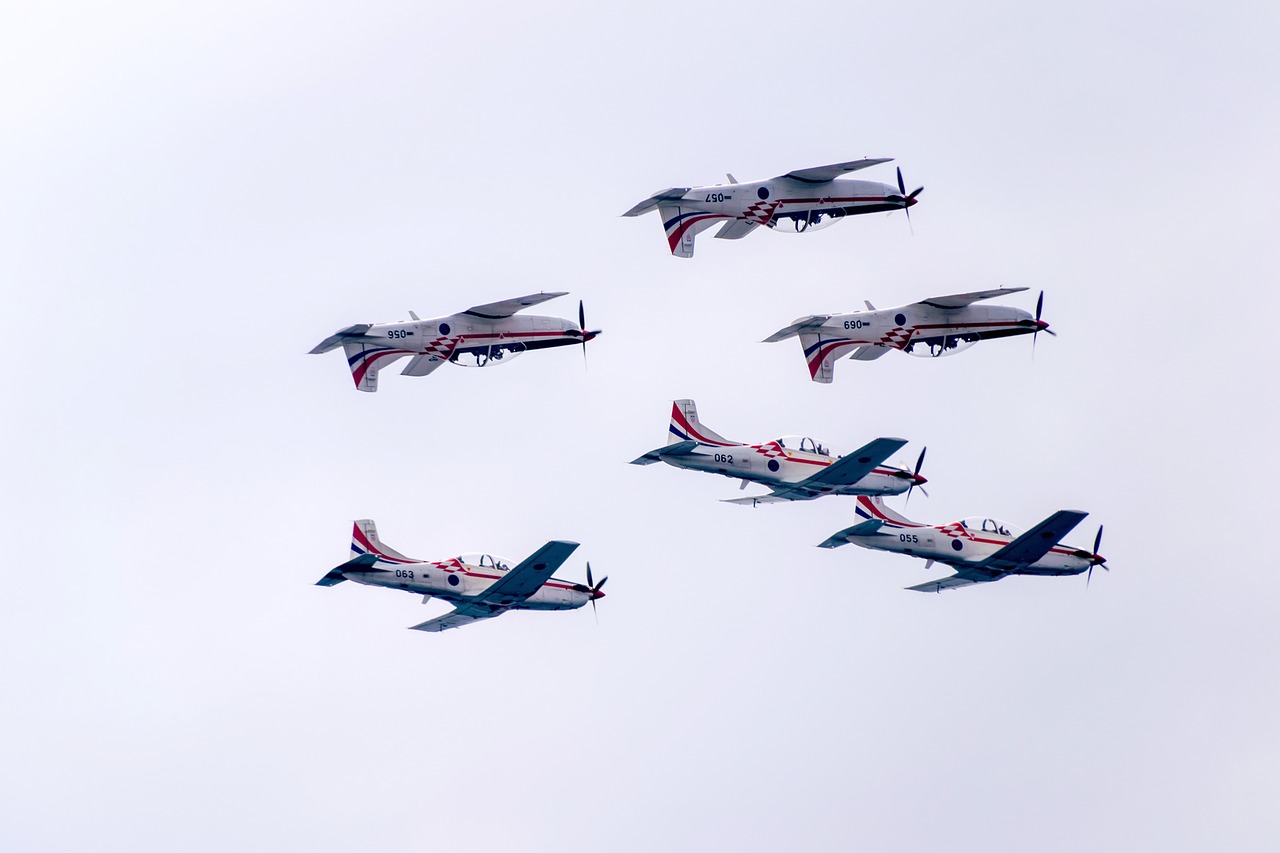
2 1 1278 850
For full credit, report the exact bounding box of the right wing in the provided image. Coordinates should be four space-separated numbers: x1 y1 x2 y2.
714 219 761 240
409 605 498 633
848 345 890 361
798 438 908 489
721 493 792 507
462 292 568 320
470 541 580 607
912 288 1028 310
782 158 893 183
976 510 1089 572
906 570 1004 593
630 440 698 466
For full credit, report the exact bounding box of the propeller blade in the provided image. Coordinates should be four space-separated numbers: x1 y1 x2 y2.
1087 564 1093 588
594 575 608 592
578 300 589 368
586 561 594 589
1035 290 1045 324
897 166 906 197
913 446 927 478
907 186 924 200
1093 525 1103 556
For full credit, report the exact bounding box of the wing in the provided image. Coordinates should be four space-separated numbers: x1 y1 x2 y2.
472 540 580 607
409 605 498 633
714 219 761 240
763 315 830 343
912 288 1028 310
976 510 1089 572
400 340 458 377
462 292 568 319
906 570 1004 593
848 345 890 361
721 493 793 507
630 440 698 466
799 438 908 488
782 158 893 183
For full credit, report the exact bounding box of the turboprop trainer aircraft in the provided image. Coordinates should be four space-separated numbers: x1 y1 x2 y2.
765 288 1054 384
819 496 1108 592
623 158 922 258
310 292 601 391
630 399 927 506
316 520 606 632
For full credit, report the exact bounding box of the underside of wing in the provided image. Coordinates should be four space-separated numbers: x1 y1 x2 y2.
462 292 568 319
400 350 453 377
409 606 498 632
915 287 1028 310
801 437 908 488
977 510 1088 572
848 345 890 361
782 158 893 184
714 219 761 240
906 570 1003 593
473 540 580 606
721 493 792 507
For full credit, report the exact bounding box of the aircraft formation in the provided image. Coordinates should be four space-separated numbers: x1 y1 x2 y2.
312 157 1108 632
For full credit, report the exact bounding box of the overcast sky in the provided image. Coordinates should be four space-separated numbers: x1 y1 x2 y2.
3 2 1278 851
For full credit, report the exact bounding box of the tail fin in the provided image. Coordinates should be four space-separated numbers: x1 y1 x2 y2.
658 205 726 259
668 399 734 446
798 332 861 385
854 495 919 528
342 343 413 393
349 519 416 563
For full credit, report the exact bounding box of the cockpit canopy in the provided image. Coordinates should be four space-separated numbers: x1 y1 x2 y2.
458 553 512 572
767 208 847 234
958 518 1023 538
773 435 838 457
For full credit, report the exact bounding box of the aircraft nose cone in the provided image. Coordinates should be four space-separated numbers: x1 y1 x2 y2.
906 195 919 207
914 474 928 486
592 589 606 600
1036 320 1049 331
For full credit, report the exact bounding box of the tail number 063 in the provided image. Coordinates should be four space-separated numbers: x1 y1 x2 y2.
395 569 416 579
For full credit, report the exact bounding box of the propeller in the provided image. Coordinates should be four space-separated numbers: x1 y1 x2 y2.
894 167 925 233
904 445 929 506
1086 525 1109 588
1031 290 1057 357
579 300 588 367
585 561 608 620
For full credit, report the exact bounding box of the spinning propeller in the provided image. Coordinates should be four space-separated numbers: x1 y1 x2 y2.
893 167 925 232
568 300 602 368
573 562 608 620
1086 525 1109 588
901 446 929 506
1032 290 1057 357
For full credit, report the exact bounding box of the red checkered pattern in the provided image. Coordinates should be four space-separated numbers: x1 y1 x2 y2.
751 441 786 459
742 201 779 225
878 328 914 350
423 335 460 358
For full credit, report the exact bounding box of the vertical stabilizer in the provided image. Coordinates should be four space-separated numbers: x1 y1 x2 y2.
668 399 734 446
349 519 417 563
342 342 413 392
658 205 725 259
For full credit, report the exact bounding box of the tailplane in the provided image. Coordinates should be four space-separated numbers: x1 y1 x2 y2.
668 399 734 446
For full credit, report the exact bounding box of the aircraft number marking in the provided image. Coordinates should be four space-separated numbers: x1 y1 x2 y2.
704 193 727 203
714 453 734 464
387 329 411 339
899 534 920 544
844 320 868 330
394 569 416 579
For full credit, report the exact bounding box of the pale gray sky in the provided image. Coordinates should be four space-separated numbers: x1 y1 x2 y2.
3 2 1278 851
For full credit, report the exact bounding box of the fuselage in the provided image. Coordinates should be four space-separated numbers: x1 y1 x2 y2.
673 175 912 231
342 554 594 611
850 502 1096 577
366 311 592 363
809 303 1041 362
665 437 917 497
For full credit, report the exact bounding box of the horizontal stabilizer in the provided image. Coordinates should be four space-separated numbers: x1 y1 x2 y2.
630 439 698 466
310 324 373 354
818 519 885 548
315 552 379 586
763 315 830 343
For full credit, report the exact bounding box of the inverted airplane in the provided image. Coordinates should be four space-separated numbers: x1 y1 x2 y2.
819 496 1108 592
630 399 927 506
623 158 922 258
310 292 601 391
765 288 1054 384
316 520 606 632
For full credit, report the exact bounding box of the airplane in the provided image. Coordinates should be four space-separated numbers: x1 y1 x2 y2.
630 399 928 506
316 520 606 632
764 288 1054 384
310 292 601 391
818 495 1108 592
623 158 922 258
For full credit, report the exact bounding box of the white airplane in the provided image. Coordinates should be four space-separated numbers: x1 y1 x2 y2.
310 292 601 391
765 288 1054 383
630 399 928 506
819 495 1108 592
623 158 922 258
316 520 606 632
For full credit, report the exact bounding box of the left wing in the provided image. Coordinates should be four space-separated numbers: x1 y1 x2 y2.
783 158 893 183
409 605 497 633
906 570 1003 593
462 292 568 320
470 540 580 607
912 288 1028 310
714 219 761 240
976 510 1089 572
798 438 907 488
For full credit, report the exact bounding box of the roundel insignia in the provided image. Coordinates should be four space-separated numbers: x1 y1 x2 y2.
894 313 907 326
439 322 451 335
447 574 461 586
768 459 780 472
951 539 964 552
